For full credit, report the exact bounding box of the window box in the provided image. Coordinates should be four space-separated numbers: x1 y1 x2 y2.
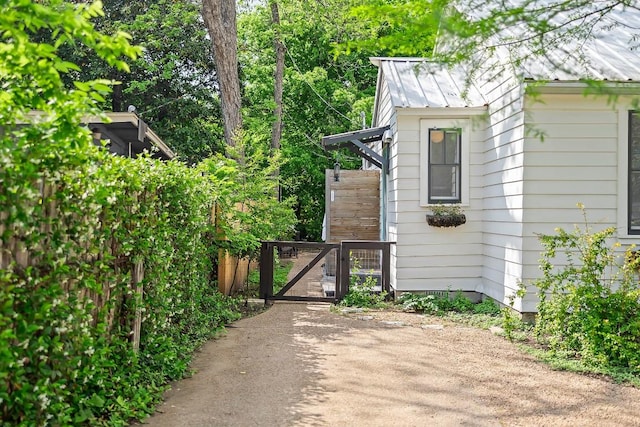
426 213 467 227
426 204 466 228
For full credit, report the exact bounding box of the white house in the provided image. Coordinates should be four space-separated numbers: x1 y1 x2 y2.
360 9 640 313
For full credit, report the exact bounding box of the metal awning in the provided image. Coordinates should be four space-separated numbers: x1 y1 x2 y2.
321 125 390 169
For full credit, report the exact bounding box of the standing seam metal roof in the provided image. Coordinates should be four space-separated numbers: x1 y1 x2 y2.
457 0 640 82
372 58 489 109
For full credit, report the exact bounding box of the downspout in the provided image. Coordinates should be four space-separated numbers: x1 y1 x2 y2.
381 129 392 241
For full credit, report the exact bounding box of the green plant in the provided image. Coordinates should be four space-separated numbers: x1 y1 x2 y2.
473 298 501 315
429 204 464 216
399 290 482 315
245 257 293 297
399 293 441 314
0 2 294 423
531 205 640 372
340 274 388 308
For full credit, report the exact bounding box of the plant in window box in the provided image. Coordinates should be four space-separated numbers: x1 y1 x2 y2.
426 204 466 227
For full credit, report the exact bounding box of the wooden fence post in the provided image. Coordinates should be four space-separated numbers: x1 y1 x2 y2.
259 242 274 301
131 261 144 353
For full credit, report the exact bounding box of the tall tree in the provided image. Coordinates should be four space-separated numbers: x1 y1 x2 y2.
202 0 243 147
238 0 434 240
270 0 284 152
52 0 225 163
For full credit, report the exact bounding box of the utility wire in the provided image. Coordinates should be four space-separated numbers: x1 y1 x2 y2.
139 95 185 116
282 39 361 128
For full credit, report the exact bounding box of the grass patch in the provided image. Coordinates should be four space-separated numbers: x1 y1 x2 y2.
518 345 640 387
498 309 640 387
438 312 503 329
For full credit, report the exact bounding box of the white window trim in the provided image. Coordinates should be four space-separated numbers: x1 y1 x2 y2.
420 118 470 207
618 109 632 237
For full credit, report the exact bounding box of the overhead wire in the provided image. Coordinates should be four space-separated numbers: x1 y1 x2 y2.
282 39 362 129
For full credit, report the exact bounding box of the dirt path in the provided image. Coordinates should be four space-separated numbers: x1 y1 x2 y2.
141 254 640 427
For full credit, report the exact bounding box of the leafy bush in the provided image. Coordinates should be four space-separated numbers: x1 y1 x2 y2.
532 206 640 372
340 275 388 308
399 291 500 316
0 2 291 424
473 298 501 315
399 293 441 314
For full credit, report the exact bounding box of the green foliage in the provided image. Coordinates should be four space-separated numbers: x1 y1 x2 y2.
0 1 280 424
521 346 640 387
246 257 294 297
0 146 243 425
340 257 388 308
473 298 501 315
531 207 640 373
399 291 488 315
201 139 297 260
440 311 503 330
49 0 224 164
399 294 441 314
342 0 437 56
340 274 388 309
429 203 464 217
501 307 532 343
238 0 385 240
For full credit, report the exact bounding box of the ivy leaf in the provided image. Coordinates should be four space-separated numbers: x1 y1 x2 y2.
86 393 105 408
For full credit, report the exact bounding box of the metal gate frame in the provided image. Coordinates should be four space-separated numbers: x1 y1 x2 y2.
259 240 394 303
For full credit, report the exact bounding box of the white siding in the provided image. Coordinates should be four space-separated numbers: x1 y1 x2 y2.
374 72 399 289
519 94 626 311
479 70 529 309
371 54 640 313
389 113 486 293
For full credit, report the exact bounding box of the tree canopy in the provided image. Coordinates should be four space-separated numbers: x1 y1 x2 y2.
47 0 225 164
238 0 435 240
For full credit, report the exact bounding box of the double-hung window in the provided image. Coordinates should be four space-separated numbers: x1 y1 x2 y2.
629 111 640 233
428 128 462 203
420 119 469 207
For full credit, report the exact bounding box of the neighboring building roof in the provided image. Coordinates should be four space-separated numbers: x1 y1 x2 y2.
23 111 175 160
370 57 488 109
85 112 175 160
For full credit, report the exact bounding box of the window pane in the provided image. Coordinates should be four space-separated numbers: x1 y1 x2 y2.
632 113 640 170
631 171 640 230
632 113 640 232
430 165 458 198
430 134 444 163
445 132 459 163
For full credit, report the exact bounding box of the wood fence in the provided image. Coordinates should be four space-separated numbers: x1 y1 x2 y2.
0 181 150 350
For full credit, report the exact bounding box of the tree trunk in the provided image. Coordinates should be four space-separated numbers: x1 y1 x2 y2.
270 1 285 200
270 1 284 152
202 0 242 147
112 82 123 112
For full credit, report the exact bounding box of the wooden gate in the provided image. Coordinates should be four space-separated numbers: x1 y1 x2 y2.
259 240 394 303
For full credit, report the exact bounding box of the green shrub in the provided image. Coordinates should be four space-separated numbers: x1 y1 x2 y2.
341 274 388 308
398 293 441 314
473 298 501 315
0 2 291 424
399 290 485 315
532 206 640 372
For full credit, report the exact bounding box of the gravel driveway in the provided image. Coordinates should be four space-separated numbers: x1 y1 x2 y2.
141 253 640 427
